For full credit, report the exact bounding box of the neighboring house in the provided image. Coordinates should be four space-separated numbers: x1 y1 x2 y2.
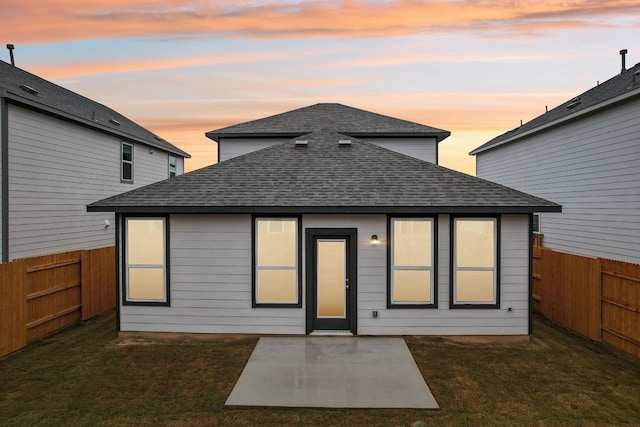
88 104 560 338
471 61 640 264
0 60 190 262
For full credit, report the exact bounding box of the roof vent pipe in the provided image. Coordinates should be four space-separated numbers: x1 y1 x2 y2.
620 49 628 73
6 44 15 66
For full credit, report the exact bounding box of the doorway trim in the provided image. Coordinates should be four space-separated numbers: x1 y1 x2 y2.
305 228 358 335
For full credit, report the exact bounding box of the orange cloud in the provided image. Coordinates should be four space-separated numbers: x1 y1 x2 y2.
32 51 305 79
4 0 637 44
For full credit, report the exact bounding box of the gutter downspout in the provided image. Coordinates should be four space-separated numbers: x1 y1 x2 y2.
528 213 534 335
1 98 9 262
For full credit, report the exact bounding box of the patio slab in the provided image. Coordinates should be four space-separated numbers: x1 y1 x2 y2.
225 336 439 409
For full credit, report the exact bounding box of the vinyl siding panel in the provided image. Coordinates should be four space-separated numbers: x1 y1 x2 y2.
120 214 307 334
362 137 437 163
121 214 529 336
218 137 291 162
476 100 640 263
358 214 529 336
219 137 438 163
176 156 184 175
302 215 387 334
7 105 176 260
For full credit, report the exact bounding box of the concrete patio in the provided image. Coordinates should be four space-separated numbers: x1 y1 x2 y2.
225 336 439 409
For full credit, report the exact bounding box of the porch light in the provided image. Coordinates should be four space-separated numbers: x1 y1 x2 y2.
371 235 379 245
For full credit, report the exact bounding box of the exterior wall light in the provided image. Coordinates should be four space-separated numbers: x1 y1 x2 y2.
371 234 379 245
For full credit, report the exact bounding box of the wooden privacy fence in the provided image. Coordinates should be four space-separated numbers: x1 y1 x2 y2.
0 247 115 358
533 243 640 358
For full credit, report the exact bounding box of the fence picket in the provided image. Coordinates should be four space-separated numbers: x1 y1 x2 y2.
0 247 115 358
534 241 640 358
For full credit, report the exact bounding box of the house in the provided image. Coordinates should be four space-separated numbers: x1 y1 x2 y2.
471 58 640 264
0 60 190 262
88 103 560 338
211 103 450 163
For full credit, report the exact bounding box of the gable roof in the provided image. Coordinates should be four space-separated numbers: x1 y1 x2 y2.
0 60 189 158
206 103 451 142
88 130 560 214
470 61 640 155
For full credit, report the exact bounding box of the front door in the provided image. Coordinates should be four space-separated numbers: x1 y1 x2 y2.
306 229 357 334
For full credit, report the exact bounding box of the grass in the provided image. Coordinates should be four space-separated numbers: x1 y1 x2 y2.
1 313 640 426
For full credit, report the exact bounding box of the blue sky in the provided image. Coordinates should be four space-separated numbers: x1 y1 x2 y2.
1 0 638 173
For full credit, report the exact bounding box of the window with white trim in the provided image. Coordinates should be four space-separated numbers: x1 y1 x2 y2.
452 217 499 307
124 217 168 305
168 155 177 178
121 142 133 182
254 218 299 306
389 218 435 307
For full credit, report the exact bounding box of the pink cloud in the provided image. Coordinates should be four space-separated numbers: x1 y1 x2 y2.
4 0 637 44
30 51 303 79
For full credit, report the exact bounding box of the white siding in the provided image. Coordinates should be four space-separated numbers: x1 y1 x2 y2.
121 213 530 336
7 105 178 260
476 100 640 263
358 214 529 336
218 137 291 162
176 156 184 175
361 137 437 163
302 215 387 334
219 136 438 163
121 214 308 334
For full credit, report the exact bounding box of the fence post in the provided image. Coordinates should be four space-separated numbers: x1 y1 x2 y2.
597 258 603 342
81 250 92 320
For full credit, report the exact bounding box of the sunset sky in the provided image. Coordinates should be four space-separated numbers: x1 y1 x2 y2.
1 0 637 174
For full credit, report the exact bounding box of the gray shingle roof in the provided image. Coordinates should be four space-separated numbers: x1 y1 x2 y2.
0 60 189 157
471 61 640 155
206 103 451 142
88 130 560 214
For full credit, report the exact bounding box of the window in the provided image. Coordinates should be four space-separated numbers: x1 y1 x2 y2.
121 142 133 182
253 217 300 306
388 217 436 307
168 155 177 178
533 213 541 233
124 217 169 305
451 217 499 308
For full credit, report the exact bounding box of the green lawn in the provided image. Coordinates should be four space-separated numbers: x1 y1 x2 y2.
1 311 639 426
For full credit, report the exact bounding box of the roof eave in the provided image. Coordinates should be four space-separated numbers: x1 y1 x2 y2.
206 130 451 143
345 131 451 142
470 86 640 156
3 92 191 158
87 204 561 214
205 131 304 142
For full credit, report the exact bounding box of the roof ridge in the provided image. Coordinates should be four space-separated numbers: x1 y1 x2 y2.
205 103 450 142
471 62 640 155
0 61 189 157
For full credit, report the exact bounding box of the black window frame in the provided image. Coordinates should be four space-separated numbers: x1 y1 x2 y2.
532 213 541 234
450 215 501 309
251 215 303 308
168 155 177 178
387 215 438 309
121 142 134 183
122 214 170 307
